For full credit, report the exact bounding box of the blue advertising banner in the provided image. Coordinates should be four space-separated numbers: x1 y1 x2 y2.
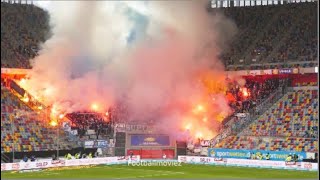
131 134 170 146
208 148 307 161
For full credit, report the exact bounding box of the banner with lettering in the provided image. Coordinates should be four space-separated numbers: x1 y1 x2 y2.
84 140 108 148
208 148 307 161
279 69 293 74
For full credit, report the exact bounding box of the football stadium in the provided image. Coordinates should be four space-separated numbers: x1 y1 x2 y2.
1 0 319 179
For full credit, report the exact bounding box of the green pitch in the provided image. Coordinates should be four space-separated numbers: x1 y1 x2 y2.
1 164 318 179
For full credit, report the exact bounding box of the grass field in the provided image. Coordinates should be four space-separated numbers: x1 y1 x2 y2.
1 164 318 179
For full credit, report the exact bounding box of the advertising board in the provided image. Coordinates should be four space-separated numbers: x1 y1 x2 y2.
177 156 318 171
1 155 140 171
208 148 307 161
131 134 170 146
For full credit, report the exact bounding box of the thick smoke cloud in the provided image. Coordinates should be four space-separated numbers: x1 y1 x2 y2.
26 0 237 139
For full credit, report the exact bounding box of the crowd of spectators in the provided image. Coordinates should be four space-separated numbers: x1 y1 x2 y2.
219 5 277 66
248 4 295 63
276 2 317 63
1 2 49 68
226 78 285 113
220 1 317 70
66 112 111 139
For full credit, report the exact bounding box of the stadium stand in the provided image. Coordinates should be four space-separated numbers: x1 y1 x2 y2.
220 2 318 70
0 1 318 163
275 3 317 64
244 90 318 137
215 88 319 153
215 135 318 153
220 5 279 66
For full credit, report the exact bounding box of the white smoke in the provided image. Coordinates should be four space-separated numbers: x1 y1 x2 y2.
27 0 237 139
